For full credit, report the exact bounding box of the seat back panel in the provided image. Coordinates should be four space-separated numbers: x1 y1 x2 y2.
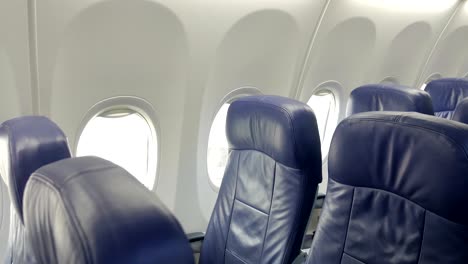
201 95 322 264
308 112 468 264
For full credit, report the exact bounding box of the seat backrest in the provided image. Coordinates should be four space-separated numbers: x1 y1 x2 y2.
307 112 468 264
0 116 71 263
452 97 468 125
425 78 468 119
200 95 322 264
346 84 434 116
23 156 194 264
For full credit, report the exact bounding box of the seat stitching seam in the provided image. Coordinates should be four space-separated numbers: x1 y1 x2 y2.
344 118 468 160
234 198 268 215
342 252 367 264
329 181 465 227
416 210 427 264
229 148 301 170
225 249 250 264
281 160 308 263
339 187 355 263
223 152 241 262
259 161 276 263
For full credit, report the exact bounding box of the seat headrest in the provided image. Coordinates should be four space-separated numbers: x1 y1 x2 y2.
425 78 468 118
329 112 468 225
24 156 194 264
346 84 434 116
453 97 468 124
227 95 321 173
0 116 71 223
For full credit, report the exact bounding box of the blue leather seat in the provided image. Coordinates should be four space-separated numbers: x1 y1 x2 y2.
425 78 468 119
307 112 468 264
346 84 434 116
200 95 322 264
453 97 468 125
0 116 71 264
23 156 194 264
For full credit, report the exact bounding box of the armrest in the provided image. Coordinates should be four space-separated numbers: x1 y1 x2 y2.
314 193 326 209
187 232 205 243
187 232 205 254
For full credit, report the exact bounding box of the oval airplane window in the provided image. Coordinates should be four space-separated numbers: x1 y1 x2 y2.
380 76 399 85
76 109 157 189
207 103 230 188
307 90 338 159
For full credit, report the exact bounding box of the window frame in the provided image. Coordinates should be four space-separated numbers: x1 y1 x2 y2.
206 87 262 191
380 76 400 85
306 81 344 164
74 96 160 190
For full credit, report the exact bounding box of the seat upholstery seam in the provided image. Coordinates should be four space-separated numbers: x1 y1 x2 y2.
329 181 464 226
223 152 241 262
339 187 355 264
281 160 308 264
234 198 269 216
229 148 299 169
49 165 117 186
258 161 276 263
342 252 367 264
29 176 94 263
416 210 427 264
345 118 468 161
225 248 250 264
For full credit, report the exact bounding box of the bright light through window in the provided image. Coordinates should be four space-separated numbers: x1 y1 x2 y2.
207 104 230 188
307 90 339 158
76 110 157 189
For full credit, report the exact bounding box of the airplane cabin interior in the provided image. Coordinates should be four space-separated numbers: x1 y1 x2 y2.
1 0 468 263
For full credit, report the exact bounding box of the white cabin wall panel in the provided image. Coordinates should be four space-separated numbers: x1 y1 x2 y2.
36 0 189 211
357 1 457 87
0 1 32 120
32 0 463 235
0 1 32 259
299 0 457 104
34 0 328 232
421 2 468 84
170 0 329 232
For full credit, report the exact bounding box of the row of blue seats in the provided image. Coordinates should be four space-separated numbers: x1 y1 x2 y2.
1 79 468 263
349 77 468 123
1 117 194 263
